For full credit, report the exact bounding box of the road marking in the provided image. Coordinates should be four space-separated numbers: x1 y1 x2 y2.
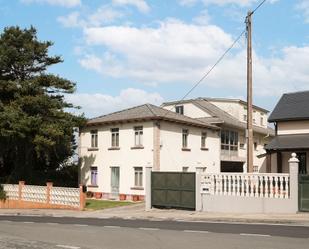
73 224 88 227
183 230 209 234
240 233 270 237
46 222 58 225
139 227 160 231
0 220 12 223
23 221 34 224
104 225 120 229
56 245 80 249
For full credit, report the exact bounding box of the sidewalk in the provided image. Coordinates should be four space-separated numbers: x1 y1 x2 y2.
1 203 309 226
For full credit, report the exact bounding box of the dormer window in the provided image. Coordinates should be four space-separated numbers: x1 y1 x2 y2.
176 105 184 115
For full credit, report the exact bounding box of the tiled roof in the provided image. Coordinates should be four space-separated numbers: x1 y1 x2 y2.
87 104 219 130
265 134 309 150
268 91 309 122
192 99 274 136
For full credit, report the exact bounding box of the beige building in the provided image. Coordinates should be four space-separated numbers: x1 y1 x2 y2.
79 104 220 200
162 98 274 173
266 91 309 174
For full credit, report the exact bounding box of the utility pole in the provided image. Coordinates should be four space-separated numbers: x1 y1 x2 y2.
246 11 253 173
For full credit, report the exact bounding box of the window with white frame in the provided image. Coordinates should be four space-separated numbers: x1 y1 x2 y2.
221 130 238 151
253 165 259 172
175 105 184 115
182 129 189 148
111 128 119 147
201 132 207 148
134 167 143 187
134 126 143 146
90 130 98 148
90 166 98 186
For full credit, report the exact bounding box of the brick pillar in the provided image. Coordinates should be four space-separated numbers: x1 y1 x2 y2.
153 121 161 171
18 181 25 204
46 182 53 205
79 184 86 210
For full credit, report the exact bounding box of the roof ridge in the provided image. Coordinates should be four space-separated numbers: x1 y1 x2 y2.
88 103 148 121
145 103 158 117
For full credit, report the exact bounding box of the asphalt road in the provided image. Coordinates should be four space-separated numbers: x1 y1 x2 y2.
0 218 309 249
0 215 309 238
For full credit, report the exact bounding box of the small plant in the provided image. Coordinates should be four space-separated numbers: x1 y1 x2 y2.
0 185 6 201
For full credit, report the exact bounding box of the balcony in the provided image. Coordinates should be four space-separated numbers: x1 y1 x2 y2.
220 149 245 162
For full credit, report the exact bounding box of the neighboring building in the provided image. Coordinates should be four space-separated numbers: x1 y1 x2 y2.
265 91 309 174
162 98 274 173
79 104 220 200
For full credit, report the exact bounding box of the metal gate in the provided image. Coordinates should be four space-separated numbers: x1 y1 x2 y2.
151 172 195 210
299 175 309 212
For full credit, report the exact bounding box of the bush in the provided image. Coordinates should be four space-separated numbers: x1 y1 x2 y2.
0 185 6 201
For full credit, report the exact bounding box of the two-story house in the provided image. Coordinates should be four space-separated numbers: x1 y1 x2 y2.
265 91 309 174
79 104 220 201
162 98 274 173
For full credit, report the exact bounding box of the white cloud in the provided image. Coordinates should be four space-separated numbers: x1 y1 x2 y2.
66 88 164 117
297 0 309 23
178 0 199 6
78 18 309 97
21 0 81 8
58 5 124 28
178 0 278 7
112 0 150 13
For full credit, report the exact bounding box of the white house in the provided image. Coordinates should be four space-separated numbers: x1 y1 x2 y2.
265 91 309 174
79 104 220 201
162 98 274 173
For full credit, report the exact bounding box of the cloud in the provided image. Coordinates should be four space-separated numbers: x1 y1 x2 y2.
66 88 164 117
78 18 309 97
297 0 309 23
178 0 278 7
21 0 81 8
112 0 150 13
57 6 124 28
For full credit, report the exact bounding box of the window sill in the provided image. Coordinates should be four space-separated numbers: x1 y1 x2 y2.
200 148 209 151
87 185 98 188
182 148 191 151
88 147 99 151
131 146 144 150
131 187 144 190
108 147 120 150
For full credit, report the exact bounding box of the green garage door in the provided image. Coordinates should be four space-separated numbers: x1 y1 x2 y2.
299 175 309 212
151 172 195 210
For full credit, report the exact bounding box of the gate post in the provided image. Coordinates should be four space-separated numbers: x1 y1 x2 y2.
289 153 299 213
145 166 152 211
196 167 206 212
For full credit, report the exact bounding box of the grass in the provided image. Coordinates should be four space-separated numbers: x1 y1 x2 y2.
85 199 135 210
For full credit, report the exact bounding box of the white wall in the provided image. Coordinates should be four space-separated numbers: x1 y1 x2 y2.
278 121 309 135
162 103 211 118
80 121 154 196
159 121 221 173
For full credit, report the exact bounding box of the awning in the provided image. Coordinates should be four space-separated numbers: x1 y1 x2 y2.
265 134 309 151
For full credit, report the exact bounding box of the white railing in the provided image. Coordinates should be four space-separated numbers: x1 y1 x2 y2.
201 173 290 199
2 184 19 200
50 186 80 207
22 185 47 203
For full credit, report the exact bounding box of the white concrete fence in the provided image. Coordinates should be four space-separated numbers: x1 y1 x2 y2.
196 153 299 213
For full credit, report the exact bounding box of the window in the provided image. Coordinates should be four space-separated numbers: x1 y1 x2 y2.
253 118 256 124
201 132 207 148
90 166 98 186
111 128 119 147
253 166 259 173
134 167 143 187
175 105 184 115
90 130 98 148
254 142 258 150
182 167 189 172
134 126 143 146
182 129 189 148
240 143 245 149
221 130 238 151
243 114 247 121
260 117 264 126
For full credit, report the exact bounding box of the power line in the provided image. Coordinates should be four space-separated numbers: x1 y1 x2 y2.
163 0 268 117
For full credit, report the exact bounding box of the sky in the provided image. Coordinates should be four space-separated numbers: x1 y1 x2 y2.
1 0 309 118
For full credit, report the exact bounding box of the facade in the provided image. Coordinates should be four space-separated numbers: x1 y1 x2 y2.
162 98 274 173
265 91 309 174
79 104 220 200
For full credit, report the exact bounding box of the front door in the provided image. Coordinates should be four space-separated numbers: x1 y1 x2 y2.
111 167 120 199
297 152 307 175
